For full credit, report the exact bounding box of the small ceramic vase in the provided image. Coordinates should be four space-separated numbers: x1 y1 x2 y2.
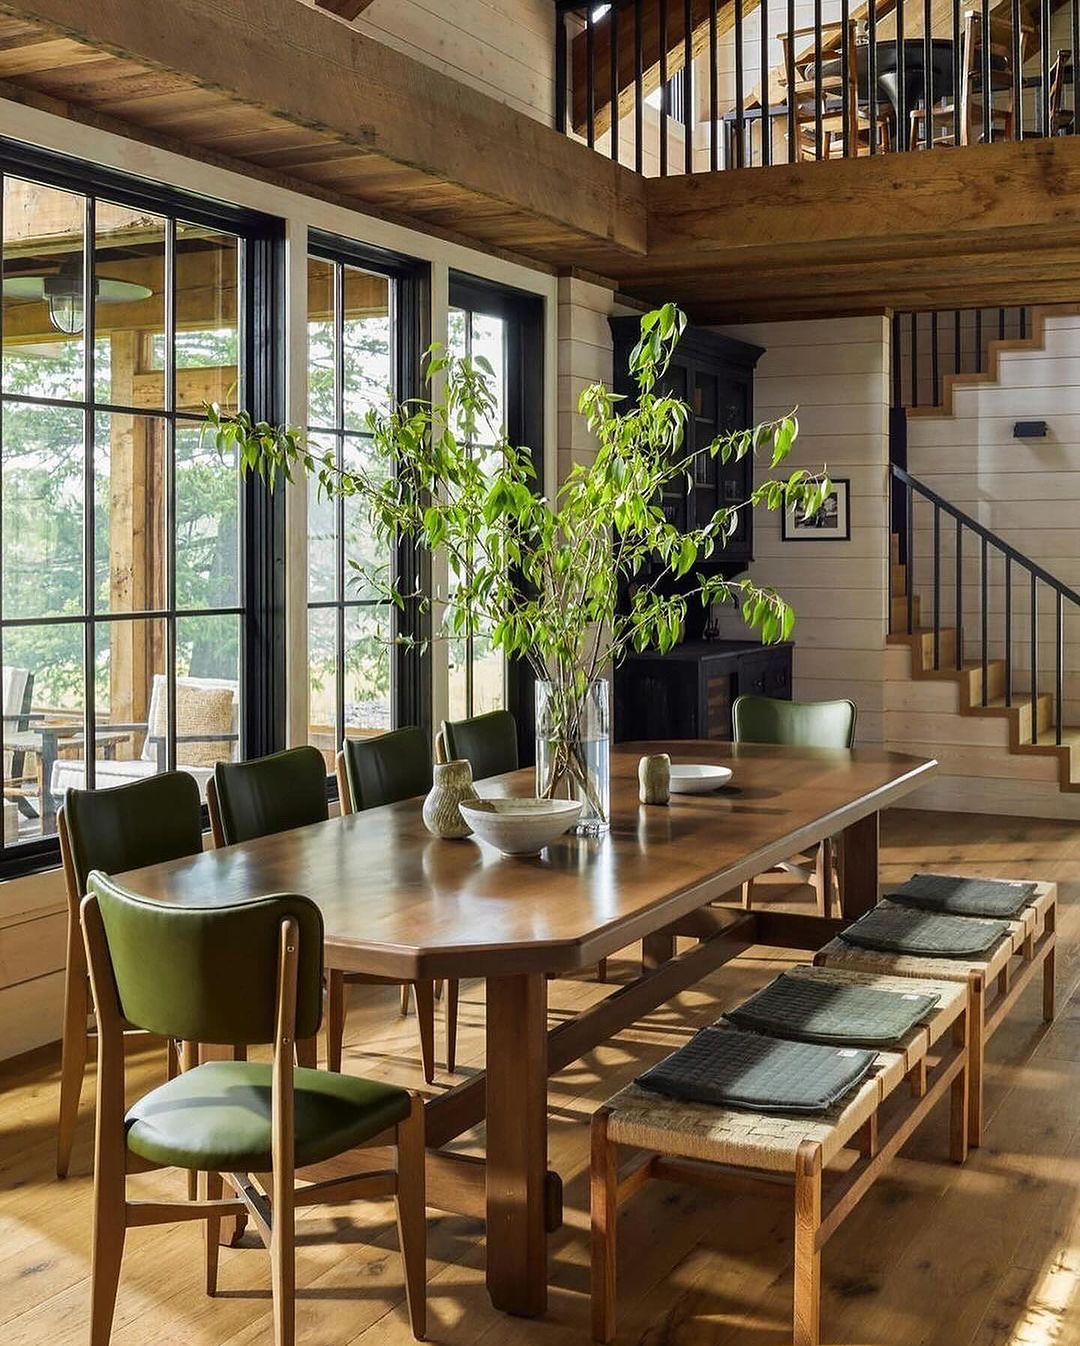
638 752 671 805
422 759 479 838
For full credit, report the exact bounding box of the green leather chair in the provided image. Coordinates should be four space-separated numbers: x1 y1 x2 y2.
335 730 455 1077
208 745 329 847
56 771 205 1180
337 726 432 811
439 709 519 781
732 694 858 915
80 872 425 1346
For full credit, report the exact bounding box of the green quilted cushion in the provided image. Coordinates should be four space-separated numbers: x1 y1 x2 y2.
125 1060 411 1171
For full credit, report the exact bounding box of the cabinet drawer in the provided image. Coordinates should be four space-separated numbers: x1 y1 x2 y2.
738 650 793 700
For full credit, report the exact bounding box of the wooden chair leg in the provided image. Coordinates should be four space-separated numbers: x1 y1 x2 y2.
1043 906 1057 1022
413 980 436 1084
57 961 89 1180
203 1171 223 1295
295 1037 317 1069
89 1076 127 1346
394 1093 427 1340
741 878 754 911
596 958 608 983
325 969 345 1073
591 1107 618 1344
793 1140 822 1346
400 982 412 1016
445 978 459 1075
181 1041 200 1202
813 842 829 918
968 973 986 1149
434 979 444 1002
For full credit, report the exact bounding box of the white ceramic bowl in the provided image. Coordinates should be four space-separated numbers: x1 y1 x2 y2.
668 764 734 795
458 797 582 855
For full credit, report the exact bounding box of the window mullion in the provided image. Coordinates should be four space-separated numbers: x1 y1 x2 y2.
333 260 346 748
164 215 178 774
82 194 97 790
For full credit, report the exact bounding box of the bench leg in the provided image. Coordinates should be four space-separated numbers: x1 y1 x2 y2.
950 994 970 1165
591 1108 618 1345
794 1141 822 1346
1043 907 1057 1023
968 973 985 1149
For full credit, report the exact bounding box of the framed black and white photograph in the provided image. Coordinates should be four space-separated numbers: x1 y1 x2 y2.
782 478 850 541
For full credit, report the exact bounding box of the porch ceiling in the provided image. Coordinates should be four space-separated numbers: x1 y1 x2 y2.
1 0 1080 321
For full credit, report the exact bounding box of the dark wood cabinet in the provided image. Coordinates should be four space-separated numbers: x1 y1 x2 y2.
609 317 764 573
615 641 793 743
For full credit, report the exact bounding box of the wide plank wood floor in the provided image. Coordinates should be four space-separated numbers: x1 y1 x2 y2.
2 807 1079 1346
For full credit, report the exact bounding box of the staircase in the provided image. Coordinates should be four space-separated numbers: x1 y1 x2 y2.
888 468 1080 806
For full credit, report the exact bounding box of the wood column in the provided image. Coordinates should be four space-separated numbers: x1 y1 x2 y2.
485 972 549 1316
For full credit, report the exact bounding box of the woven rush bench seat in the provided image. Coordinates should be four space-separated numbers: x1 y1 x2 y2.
591 967 970 1346
815 878 1057 1147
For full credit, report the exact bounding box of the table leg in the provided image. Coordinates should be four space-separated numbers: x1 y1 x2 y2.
485 972 548 1317
838 810 880 919
642 932 676 971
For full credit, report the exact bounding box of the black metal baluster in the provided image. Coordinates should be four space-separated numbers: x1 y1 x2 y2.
933 505 942 667
953 0 962 145
892 311 904 406
1020 306 1027 339
555 8 568 132
1005 555 1013 705
897 0 908 150
981 537 989 705
1042 0 1052 138
814 0 823 159
981 0 991 142
787 0 797 162
906 483 915 633
868 0 879 152
1031 571 1039 744
635 0 645 173
1056 591 1064 744
709 0 719 170
998 306 1006 340
931 311 940 405
1012 0 1023 141
911 312 919 407
924 0 933 149
956 519 964 670
587 7 597 148
841 0 850 157
975 307 983 370
734 0 745 167
954 308 962 378
684 0 693 172
660 0 669 174
610 5 621 163
761 0 772 166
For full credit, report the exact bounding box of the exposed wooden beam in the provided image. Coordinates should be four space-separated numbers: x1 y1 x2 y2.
0 0 646 270
314 0 376 17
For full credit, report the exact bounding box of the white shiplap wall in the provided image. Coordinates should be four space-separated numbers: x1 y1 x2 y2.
714 316 893 743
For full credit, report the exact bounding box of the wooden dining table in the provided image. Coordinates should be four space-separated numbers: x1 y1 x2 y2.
120 739 935 1319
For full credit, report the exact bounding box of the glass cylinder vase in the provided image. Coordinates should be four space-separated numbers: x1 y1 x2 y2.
535 677 610 835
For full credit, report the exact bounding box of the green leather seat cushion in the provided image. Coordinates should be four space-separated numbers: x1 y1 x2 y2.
125 1061 411 1171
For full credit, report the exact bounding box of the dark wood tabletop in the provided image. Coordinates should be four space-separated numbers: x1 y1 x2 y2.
120 740 936 981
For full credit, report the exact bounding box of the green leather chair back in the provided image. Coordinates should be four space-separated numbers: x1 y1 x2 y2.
441 710 519 781
213 746 329 845
87 871 324 1046
342 727 432 811
732 694 857 750
63 771 204 896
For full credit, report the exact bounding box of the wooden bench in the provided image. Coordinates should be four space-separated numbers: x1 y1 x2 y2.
815 879 1057 1147
591 966 972 1346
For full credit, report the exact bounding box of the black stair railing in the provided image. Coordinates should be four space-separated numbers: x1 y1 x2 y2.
554 0 1076 175
892 307 1033 410
891 464 1079 746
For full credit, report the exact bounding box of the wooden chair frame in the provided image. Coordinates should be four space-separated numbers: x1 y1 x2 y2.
591 984 971 1346
55 805 182 1181
778 19 891 161
81 896 427 1346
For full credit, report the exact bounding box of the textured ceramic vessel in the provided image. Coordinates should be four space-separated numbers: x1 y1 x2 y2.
422 759 479 838
638 752 671 805
458 798 582 855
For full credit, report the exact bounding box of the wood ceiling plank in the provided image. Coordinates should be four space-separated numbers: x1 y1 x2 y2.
0 0 646 261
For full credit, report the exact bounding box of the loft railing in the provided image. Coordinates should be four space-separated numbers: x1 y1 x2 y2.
891 306 1032 409
891 464 1078 746
554 0 1078 174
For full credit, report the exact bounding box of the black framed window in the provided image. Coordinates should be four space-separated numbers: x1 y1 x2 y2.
446 274 543 752
0 140 283 875
305 234 428 772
